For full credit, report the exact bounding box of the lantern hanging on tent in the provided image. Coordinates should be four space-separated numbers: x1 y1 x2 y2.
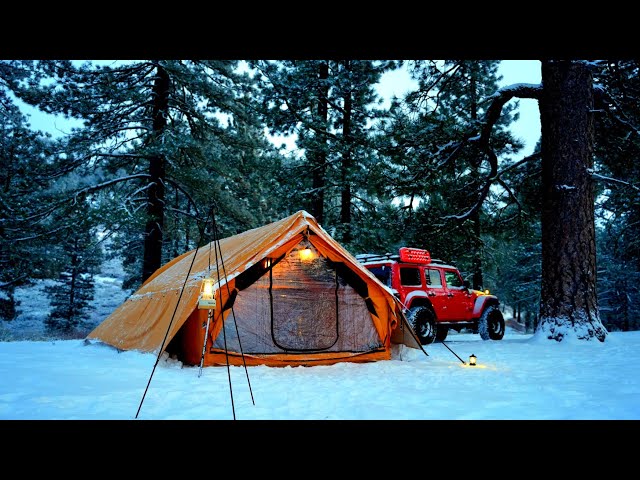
198 277 217 309
299 247 314 261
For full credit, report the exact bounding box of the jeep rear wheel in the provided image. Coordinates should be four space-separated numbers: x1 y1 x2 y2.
435 326 449 342
408 306 437 345
478 305 505 340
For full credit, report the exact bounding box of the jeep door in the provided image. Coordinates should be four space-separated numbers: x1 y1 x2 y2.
423 267 448 316
441 269 474 321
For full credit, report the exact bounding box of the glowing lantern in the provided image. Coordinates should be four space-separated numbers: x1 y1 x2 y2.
299 248 314 261
469 354 477 366
198 277 217 309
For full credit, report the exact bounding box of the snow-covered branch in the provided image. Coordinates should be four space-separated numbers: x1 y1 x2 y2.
14 174 154 223
593 86 640 137
96 153 152 159
0 274 28 289
497 177 523 211
479 84 542 143
589 169 640 192
445 85 543 221
167 207 203 222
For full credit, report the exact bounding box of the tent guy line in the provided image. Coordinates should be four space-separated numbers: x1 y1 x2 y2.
136 208 205 419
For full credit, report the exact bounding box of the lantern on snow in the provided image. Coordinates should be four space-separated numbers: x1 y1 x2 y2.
468 354 477 366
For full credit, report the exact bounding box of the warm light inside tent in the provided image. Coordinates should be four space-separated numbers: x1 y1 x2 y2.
299 248 314 261
198 277 217 309
469 354 477 366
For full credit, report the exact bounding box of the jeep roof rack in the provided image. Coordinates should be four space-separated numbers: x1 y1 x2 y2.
355 253 399 263
356 252 456 267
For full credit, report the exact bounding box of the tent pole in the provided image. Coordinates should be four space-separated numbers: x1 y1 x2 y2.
211 216 237 420
210 205 255 407
197 217 216 378
198 309 213 377
135 209 211 419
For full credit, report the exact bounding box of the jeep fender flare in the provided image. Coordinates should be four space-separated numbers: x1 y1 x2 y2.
472 295 499 318
404 291 436 317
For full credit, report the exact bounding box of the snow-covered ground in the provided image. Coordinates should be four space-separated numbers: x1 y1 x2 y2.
1 328 639 420
2 252 639 421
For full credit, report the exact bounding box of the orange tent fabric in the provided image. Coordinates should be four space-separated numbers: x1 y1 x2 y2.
87 210 423 367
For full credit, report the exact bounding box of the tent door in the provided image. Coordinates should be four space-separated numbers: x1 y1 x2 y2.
270 245 339 352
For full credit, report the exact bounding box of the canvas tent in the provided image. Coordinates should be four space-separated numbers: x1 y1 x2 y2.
87 210 423 367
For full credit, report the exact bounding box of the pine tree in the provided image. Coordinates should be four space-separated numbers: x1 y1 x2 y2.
0 61 60 320
12 60 286 290
254 60 333 222
538 60 607 341
381 59 615 341
44 212 103 335
484 139 542 331
375 60 521 284
590 60 640 331
254 60 395 250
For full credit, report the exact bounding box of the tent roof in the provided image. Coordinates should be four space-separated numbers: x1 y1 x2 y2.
88 210 422 354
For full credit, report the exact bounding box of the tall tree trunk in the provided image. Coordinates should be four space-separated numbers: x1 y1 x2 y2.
616 277 629 331
469 65 484 290
538 60 607 342
311 61 329 224
340 62 353 244
69 246 78 329
142 65 170 283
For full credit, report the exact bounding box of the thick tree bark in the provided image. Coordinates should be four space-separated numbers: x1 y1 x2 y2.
311 61 329 224
538 60 607 342
340 62 353 244
468 66 484 290
142 65 170 284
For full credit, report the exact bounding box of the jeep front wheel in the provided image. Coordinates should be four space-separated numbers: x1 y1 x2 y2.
408 306 437 345
478 305 505 341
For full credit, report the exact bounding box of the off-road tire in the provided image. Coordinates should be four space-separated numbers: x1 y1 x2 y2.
478 305 505 341
435 325 449 342
408 306 437 345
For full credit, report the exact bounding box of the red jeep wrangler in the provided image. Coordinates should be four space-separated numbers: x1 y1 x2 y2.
356 247 505 344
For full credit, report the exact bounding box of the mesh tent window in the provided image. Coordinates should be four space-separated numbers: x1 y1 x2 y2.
212 243 382 354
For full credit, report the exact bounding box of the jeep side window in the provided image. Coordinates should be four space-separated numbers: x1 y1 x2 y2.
368 266 391 287
426 269 442 287
400 267 421 286
444 270 464 288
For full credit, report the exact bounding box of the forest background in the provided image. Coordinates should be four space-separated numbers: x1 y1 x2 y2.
1 59 637 342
